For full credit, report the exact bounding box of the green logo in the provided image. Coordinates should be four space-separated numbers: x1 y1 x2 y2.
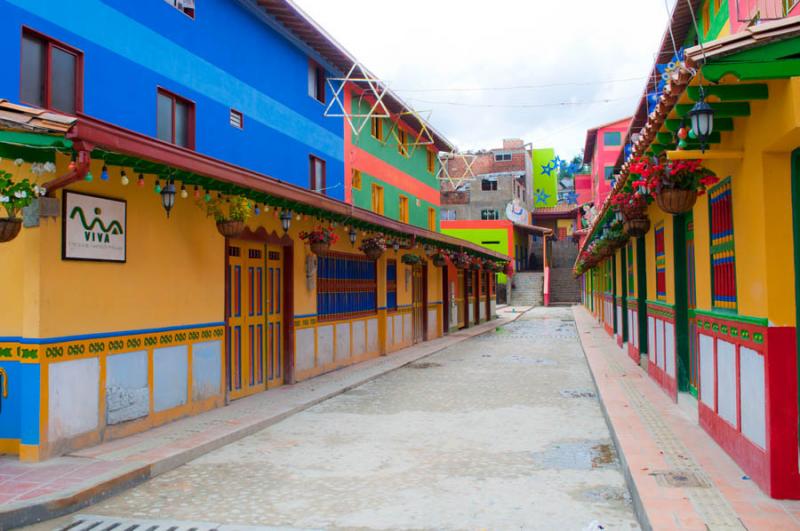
70 206 124 244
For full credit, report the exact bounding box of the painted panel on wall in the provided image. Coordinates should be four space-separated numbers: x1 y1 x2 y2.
49 358 99 441
352 320 366 356
317 325 334 366
717 339 737 427
295 328 315 371
192 340 221 401
665 322 676 378
106 350 149 425
740 346 766 449
648 317 656 362
367 318 378 353
335 323 350 359
403 313 412 342
656 320 665 370
428 309 437 336
699 334 715 407
153 345 188 412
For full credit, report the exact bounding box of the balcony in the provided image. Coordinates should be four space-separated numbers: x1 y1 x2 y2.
735 0 798 22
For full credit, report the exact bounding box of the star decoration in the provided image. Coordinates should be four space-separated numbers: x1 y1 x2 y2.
534 189 551 205
324 63 392 136
551 156 563 168
436 152 478 190
562 191 579 205
541 163 555 176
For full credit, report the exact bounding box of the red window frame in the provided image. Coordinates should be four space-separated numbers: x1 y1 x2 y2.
230 108 243 129
156 87 196 149
308 60 326 104
20 27 84 114
309 155 326 194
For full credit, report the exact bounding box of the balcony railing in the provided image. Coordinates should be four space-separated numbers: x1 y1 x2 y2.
735 0 796 22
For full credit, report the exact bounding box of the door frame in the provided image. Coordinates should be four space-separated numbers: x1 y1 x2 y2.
224 227 294 403
441 265 449 335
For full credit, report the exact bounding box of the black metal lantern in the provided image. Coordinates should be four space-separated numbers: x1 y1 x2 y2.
690 89 714 153
161 180 176 218
280 209 292 232
348 227 357 246
392 241 400 252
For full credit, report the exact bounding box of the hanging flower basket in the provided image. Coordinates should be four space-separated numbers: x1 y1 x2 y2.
624 217 651 238
216 220 245 238
432 253 447 267
424 245 437 258
503 262 514 276
359 234 387 260
656 188 697 215
0 217 22 243
300 225 337 255
452 252 472 269
401 253 422 265
469 259 482 270
309 241 330 255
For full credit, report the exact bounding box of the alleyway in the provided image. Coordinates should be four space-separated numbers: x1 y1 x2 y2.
34 307 638 531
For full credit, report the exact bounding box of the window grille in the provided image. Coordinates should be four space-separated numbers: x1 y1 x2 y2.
709 179 737 310
317 251 377 321
386 259 397 312
655 223 666 301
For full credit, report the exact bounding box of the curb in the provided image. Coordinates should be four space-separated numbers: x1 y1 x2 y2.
2 312 526 530
572 307 652 531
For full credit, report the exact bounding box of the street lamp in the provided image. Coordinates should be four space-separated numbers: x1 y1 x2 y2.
280 209 292 232
161 180 176 218
690 88 714 153
348 227 357 246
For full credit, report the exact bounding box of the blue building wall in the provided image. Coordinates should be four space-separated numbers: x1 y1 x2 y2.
0 0 345 199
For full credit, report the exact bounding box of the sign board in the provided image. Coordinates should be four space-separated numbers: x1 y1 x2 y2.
505 200 528 224
63 191 127 262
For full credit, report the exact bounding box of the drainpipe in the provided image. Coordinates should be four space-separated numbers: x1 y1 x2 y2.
543 235 550 306
42 142 93 194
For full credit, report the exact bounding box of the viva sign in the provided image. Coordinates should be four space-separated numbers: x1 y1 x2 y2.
63 191 127 262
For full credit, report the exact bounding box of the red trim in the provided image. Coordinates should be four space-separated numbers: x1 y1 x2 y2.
350 147 441 205
20 26 84 115
309 155 326 194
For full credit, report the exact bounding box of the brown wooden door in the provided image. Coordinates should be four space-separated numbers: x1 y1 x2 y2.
412 264 424 344
457 269 466 328
267 247 284 387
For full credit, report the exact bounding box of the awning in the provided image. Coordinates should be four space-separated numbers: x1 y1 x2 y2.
513 223 553 236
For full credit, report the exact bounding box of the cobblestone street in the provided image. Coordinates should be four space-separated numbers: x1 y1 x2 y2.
34 308 637 530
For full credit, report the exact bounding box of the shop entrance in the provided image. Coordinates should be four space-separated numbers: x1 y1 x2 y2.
412 264 426 343
226 239 287 400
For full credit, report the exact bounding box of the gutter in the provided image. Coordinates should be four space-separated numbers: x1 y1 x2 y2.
42 141 92 194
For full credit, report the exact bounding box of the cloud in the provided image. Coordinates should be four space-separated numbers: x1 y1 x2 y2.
295 0 675 157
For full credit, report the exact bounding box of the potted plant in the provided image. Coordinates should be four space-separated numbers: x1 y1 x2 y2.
452 251 472 269
423 245 438 258
432 252 448 267
401 253 422 265
0 170 35 243
503 262 514 277
299 225 338 255
469 257 482 270
612 192 651 237
645 159 718 215
359 234 387 260
201 195 252 238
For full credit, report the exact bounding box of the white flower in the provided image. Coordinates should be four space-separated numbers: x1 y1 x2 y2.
14 191 27 199
13 158 24 167
0 196 9 203
44 162 56 173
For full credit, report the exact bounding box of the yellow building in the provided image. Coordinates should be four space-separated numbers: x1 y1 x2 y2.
577 14 800 499
0 106 507 462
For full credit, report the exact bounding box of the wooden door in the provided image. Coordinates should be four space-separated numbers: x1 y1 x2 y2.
226 241 267 400
412 264 424 344
267 247 284 387
457 269 466 328
686 214 699 397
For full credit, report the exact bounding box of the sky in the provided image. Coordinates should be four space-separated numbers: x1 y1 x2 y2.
293 0 676 159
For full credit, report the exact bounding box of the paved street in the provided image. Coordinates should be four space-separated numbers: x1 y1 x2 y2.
33 307 638 530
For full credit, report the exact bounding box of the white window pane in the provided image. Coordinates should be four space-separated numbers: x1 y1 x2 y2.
157 93 173 143
51 47 77 114
21 35 45 107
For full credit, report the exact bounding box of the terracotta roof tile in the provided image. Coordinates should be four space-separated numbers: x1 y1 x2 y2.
0 99 75 134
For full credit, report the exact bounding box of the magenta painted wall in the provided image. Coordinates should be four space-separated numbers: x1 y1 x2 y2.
574 172 592 206
729 0 800 34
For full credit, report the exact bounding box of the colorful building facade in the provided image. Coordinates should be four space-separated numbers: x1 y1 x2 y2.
582 117 632 208
577 1 800 499
0 1 508 462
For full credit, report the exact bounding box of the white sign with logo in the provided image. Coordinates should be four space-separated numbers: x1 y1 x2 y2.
505 199 528 224
63 191 127 262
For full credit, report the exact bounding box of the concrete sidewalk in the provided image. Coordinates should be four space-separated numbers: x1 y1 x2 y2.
0 308 529 529
573 306 800 530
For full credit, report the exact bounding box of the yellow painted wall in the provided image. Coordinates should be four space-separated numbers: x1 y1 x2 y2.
0 158 27 337
645 205 675 305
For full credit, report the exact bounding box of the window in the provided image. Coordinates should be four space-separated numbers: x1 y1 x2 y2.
397 129 408 157
441 208 456 221
317 252 377 321
709 179 737 310
351 169 362 190
494 152 512 162
386 259 397 312
428 207 436 231
627 244 635 296
157 89 194 148
309 155 326 193
371 184 384 215
164 0 195 18
604 166 615 181
481 177 498 191
20 29 82 114
481 209 499 220
603 131 622 147
229 109 243 129
427 150 436 174
655 223 666 301
307 61 326 104
399 195 409 223
371 117 383 141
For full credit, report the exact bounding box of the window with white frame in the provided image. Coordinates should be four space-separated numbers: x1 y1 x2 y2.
441 209 457 221
494 152 512 162
481 209 499 220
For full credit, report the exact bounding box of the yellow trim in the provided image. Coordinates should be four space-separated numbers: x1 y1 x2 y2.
667 150 744 160
0 438 20 454
351 168 362 190
399 195 409 223
0 367 7 398
19 443 40 462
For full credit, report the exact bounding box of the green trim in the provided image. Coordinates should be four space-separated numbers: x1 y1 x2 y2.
693 308 768 327
636 236 648 355
646 299 675 310
673 214 690 392
686 84 768 102
0 131 73 148
675 102 750 118
621 247 629 343
665 117 734 132
612 253 618 335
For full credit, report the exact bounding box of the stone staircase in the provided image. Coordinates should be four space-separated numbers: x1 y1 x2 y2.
511 271 544 307
550 267 582 304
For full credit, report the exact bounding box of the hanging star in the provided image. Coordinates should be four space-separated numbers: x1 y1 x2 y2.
551 156 563 168
534 189 551 205
436 152 478 190
324 63 392 136
541 163 555 177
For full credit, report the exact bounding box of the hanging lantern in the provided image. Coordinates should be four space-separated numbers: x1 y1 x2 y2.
100 165 109 181
280 209 292 232
348 227 357 246
120 170 129 186
161 181 176 218
392 241 400 252
689 89 714 153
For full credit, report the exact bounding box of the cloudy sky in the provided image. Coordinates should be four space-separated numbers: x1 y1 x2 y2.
294 0 675 159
